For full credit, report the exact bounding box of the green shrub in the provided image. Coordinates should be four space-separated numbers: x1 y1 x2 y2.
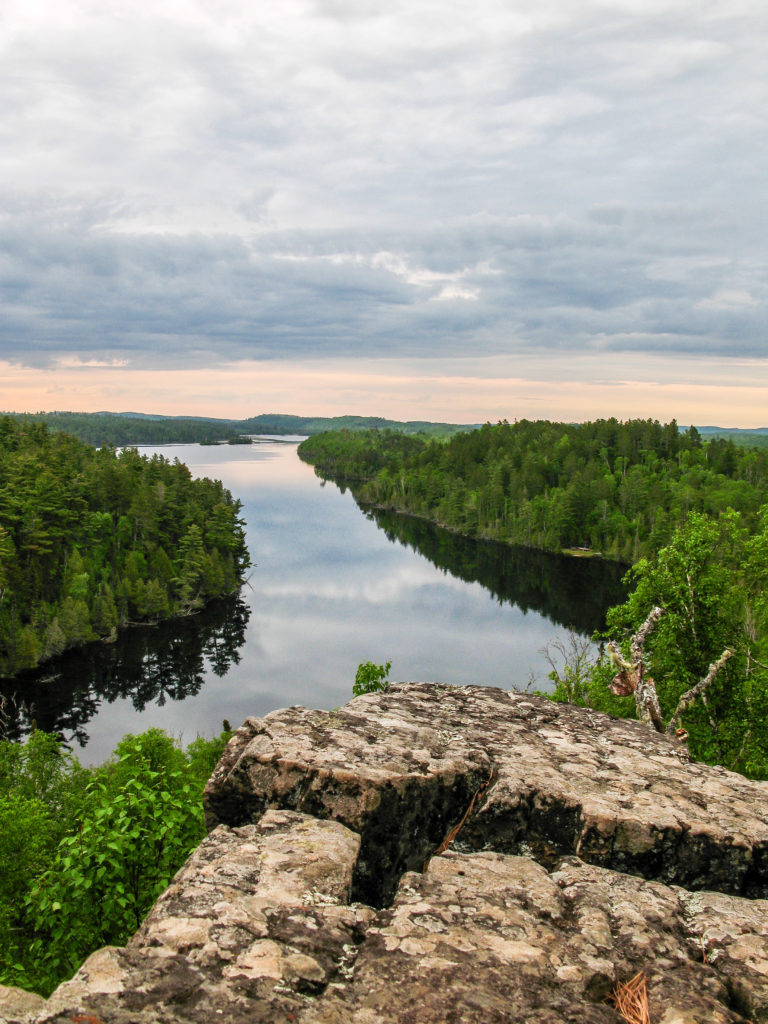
0 726 232 996
353 659 392 696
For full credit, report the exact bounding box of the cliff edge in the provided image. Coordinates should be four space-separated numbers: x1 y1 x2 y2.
4 684 768 1023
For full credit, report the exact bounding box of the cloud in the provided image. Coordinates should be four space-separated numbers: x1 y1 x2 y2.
0 0 765 411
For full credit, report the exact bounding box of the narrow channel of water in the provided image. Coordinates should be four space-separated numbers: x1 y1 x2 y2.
1 439 626 763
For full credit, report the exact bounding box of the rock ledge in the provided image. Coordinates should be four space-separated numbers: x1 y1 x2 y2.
4 684 768 1023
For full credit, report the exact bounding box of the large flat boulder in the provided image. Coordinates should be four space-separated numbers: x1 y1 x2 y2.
204 683 768 904
22 819 768 1023
9 684 768 1023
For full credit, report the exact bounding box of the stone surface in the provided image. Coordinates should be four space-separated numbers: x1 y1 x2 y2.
0 985 47 1024
37 810 371 1024
305 853 766 1023
205 683 768 904
13 684 768 1023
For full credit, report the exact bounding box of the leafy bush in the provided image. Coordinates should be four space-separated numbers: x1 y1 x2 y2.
543 508 768 778
353 659 392 696
0 725 231 996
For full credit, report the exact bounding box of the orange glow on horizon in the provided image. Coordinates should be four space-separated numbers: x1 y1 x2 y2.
0 359 766 428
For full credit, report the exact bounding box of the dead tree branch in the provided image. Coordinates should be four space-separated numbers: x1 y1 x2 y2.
666 649 733 738
630 605 664 665
608 606 664 731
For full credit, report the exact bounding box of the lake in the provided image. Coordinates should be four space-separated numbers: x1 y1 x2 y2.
1 439 626 763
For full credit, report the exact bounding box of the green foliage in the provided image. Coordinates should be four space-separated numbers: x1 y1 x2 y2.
185 726 234 789
353 659 392 696
0 726 232 996
299 420 768 564
603 509 768 774
0 417 250 677
542 638 635 720
545 509 768 778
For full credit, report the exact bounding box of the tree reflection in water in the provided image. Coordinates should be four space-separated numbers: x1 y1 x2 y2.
364 506 627 636
0 594 250 747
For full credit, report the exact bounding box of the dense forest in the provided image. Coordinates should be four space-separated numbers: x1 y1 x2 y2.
298 418 768 563
0 418 250 678
236 413 474 438
300 419 768 777
697 425 768 449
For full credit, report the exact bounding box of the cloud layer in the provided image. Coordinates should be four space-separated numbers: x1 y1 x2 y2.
1 0 766 417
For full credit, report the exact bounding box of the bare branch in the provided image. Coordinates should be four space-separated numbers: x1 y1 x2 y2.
666 649 734 737
630 606 664 667
608 606 665 730
636 674 664 732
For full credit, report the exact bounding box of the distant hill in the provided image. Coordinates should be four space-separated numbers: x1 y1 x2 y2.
237 413 475 438
3 412 241 446
687 426 768 449
1 411 477 446
6 411 767 449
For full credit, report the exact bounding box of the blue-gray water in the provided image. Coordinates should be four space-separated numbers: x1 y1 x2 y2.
2 439 626 763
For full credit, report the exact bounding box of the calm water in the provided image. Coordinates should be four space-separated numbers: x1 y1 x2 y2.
1 440 626 763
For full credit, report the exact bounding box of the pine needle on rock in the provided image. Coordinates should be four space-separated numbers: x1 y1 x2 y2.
609 972 651 1024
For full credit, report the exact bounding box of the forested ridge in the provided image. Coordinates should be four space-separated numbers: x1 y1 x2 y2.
298 417 768 776
4 410 471 446
0 418 250 678
298 418 768 562
6 412 242 446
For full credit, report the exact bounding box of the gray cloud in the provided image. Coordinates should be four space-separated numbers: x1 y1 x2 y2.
0 0 765 380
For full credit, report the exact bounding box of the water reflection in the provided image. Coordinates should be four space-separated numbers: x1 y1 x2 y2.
0 594 249 747
364 507 627 635
0 441 631 761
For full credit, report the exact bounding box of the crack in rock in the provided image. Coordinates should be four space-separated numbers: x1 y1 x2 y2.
7 685 768 1024
205 684 768 900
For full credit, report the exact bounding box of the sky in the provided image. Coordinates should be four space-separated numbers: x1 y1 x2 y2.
1 0 766 425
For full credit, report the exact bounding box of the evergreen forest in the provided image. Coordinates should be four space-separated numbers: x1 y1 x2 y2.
298 418 768 563
0 418 250 678
6 412 243 447
300 419 768 777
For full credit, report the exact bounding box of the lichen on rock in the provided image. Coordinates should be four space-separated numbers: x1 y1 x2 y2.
4 683 768 1024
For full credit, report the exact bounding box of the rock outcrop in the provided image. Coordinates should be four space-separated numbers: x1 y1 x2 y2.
4 684 768 1023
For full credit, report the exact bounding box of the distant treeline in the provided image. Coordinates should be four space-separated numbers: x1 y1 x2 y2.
5 410 766 449
5 412 241 447
298 419 768 563
0 418 250 677
694 426 768 449
3 411 474 446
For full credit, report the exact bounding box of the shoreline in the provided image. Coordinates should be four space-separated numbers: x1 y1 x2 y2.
0 585 245 686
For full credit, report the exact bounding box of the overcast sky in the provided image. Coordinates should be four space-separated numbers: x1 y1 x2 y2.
1 0 766 424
